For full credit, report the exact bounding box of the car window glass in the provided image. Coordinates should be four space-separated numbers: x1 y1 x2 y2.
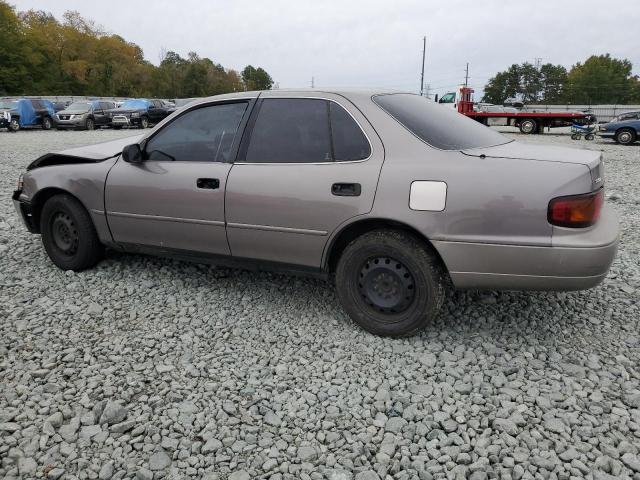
245 98 332 163
374 93 511 150
439 93 456 104
145 102 248 162
330 102 371 161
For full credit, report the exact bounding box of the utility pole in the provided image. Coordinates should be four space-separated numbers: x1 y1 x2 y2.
420 36 426 96
311 76 315 88
464 63 469 87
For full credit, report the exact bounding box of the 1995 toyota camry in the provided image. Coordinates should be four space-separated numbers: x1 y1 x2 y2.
13 90 619 336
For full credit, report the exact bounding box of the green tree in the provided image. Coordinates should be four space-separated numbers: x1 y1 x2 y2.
565 54 637 104
242 65 273 90
0 1 28 94
482 64 521 104
539 64 568 103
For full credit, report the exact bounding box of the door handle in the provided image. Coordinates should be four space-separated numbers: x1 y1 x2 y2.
197 178 220 189
332 183 361 196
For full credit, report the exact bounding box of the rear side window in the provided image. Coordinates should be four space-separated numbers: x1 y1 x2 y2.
373 93 511 150
330 102 371 161
244 98 370 163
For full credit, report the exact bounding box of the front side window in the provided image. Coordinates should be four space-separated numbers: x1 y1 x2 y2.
244 98 370 163
145 102 248 162
374 93 511 150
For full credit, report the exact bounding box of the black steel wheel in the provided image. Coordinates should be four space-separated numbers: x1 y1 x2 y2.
335 230 446 337
40 194 103 271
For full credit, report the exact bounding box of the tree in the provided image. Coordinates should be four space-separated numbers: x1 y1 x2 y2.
0 1 28 94
242 65 273 91
482 62 566 104
482 64 522 104
565 54 638 104
539 64 568 104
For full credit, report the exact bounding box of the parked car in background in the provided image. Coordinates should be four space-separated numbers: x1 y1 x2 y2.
598 111 640 145
0 98 55 132
106 99 174 129
12 90 619 336
55 100 116 130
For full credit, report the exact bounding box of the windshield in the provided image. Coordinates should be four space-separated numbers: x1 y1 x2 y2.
0 100 18 109
439 92 456 104
65 102 91 112
374 93 512 150
120 99 148 109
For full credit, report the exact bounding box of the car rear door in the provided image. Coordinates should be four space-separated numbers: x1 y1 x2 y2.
104 99 253 255
225 92 384 268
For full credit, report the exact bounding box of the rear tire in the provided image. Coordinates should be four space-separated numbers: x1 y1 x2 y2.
615 128 636 145
9 118 20 132
335 230 446 337
42 116 53 130
519 119 537 134
585 133 594 141
40 194 103 271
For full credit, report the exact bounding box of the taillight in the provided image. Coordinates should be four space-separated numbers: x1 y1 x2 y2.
548 189 603 228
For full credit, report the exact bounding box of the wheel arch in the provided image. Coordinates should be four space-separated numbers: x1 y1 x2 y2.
30 187 92 234
324 217 450 275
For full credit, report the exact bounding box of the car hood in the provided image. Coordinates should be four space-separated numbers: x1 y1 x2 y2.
462 141 601 170
27 134 144 170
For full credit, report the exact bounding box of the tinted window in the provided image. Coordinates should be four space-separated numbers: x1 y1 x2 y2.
330 102 370 161
246 99 332 163
374 93 511 150
439 93 456 104
145 102 247 162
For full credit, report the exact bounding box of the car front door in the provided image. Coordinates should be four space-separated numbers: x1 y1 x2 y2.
105 100 252 255
225 93 384 268
148 100 164 123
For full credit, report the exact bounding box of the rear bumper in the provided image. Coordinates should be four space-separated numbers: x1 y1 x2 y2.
13 190 38 233
434 206 619 291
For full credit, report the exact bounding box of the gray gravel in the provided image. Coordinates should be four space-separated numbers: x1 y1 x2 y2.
1 129 639 480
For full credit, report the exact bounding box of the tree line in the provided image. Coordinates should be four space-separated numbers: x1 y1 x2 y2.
0 2 273 98
482 54 640 105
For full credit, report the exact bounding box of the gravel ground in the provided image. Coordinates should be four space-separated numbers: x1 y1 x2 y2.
1 129 639 480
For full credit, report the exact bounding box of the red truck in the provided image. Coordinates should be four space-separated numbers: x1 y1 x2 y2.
437 86 595 134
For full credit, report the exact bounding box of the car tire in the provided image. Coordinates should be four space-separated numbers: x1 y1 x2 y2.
519 119 537 134
335 229 446 337
615 128 636 145
140 116 149 128
42 116 53 130
85 118 95 130
40 194 104 271
9 118 20 132
585 133 594 141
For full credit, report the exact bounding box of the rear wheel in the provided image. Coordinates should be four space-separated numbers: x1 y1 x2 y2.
9 118 20 132
42 116 53 130
40 194 103 271
585 133 594 141
519 119 537 134
615 128 636 145
335 230 446 337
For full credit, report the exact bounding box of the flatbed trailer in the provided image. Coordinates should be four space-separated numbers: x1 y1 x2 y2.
439 86 596 134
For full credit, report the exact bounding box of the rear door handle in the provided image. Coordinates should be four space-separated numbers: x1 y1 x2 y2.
332 183 361 196
197 178 220 189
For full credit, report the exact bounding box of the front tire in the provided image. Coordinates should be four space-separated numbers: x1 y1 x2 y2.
40 194 103 271
519 119 537 134
9 118 20 132
85 118 95 130
615 128 636 145
42 116 53 130
140 116 149 128
335 230 446 337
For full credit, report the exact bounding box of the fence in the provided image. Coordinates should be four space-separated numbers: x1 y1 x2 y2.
524 105 640 122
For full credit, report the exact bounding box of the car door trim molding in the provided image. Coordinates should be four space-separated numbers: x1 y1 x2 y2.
107 211 225 227
234 95 374 165
227 222 328 236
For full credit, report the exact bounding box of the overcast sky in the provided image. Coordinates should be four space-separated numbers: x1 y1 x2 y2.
11 0 640 97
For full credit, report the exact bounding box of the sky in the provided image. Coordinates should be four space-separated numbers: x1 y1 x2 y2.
11 0 640 98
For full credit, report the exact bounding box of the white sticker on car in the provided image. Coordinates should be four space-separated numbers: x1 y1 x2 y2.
409 181 447 211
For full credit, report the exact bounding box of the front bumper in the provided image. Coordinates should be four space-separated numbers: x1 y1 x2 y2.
110 115 140 127
433 205 620 291
55 118 86 128
13 190 38 233
0 118 9 129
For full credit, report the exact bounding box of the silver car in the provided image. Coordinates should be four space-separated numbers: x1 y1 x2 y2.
13 90 619 336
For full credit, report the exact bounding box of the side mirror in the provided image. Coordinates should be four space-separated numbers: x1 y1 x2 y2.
122 144 143 163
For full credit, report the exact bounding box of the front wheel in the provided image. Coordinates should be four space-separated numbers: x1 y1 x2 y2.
9 118 20 132
85 118 95 130
140 116 149 128
335 230 446 337
40 194 104 271
585 133 594 141
42 116 53 130
615 128 636 145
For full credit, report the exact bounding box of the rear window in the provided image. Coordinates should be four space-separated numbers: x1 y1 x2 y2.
373 93 511 150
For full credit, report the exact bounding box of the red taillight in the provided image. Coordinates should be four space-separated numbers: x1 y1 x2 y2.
548 189 603 228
